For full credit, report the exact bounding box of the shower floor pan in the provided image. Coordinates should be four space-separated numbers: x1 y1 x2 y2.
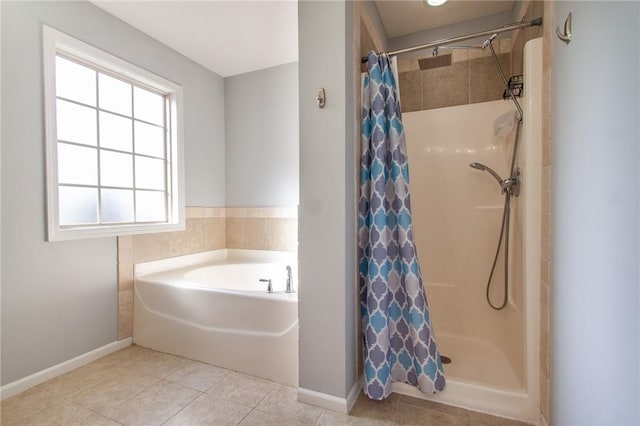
437 332 522 390
392 332 529 422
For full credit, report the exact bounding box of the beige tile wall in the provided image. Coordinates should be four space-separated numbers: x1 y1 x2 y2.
117 236 134 339
509 0 550 422
131 209 227 264
540 1 553 424
225 207 298 252
512 1 544 77
397 39 512 112
117 206 298 340
397 0 543 115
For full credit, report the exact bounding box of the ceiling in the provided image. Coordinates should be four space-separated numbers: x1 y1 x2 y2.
91 1 298 77
374 0 516 39
91 1 516 78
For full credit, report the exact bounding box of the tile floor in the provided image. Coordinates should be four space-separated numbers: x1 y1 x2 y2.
1 345 531 426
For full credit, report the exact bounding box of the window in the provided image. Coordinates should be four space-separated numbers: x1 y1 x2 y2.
43 26 184 241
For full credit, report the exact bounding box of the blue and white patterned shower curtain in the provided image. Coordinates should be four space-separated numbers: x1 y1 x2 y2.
359 51 445 400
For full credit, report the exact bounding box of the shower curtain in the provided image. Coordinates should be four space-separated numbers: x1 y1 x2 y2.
359 51 445 399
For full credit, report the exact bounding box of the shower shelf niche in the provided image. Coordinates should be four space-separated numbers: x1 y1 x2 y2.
503 75 524 99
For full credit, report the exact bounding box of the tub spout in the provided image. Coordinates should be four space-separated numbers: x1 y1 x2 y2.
285 266 295 293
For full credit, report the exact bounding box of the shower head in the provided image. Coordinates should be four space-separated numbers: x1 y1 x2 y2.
469 162 503 186
481 33 498 50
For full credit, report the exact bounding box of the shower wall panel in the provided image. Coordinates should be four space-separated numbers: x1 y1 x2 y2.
403 100 525 388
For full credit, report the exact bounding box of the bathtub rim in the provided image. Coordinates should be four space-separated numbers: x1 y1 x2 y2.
136 274 300 302
135 248 297 278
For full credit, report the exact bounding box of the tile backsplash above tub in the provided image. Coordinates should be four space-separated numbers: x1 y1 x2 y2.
226 207 297 252
131 209 227 264
126 206 297 264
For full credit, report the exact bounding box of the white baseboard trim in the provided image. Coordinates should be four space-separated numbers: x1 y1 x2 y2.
298 377 363 414
346 376 363 412
298 387 348 413
0 338 132 400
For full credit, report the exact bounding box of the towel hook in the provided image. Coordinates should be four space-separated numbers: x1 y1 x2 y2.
556 12 572 44
316 88 326 109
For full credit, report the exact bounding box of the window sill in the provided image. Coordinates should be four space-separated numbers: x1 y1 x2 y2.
48 220 186 242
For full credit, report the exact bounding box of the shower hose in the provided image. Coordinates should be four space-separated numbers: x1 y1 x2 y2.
484 39 522 311
486 190 511 310
485 116 521 310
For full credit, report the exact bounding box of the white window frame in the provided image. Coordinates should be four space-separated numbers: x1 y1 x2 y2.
43 25 185 241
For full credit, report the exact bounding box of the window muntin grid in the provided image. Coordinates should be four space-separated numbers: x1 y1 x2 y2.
55 54 170 227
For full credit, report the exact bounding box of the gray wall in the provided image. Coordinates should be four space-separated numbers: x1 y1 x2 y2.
225 62 299 207
1 1 225 385
298 0 357 398
552 1 640 424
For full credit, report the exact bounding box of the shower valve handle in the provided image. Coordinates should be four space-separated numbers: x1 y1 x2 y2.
259 278 273 293
501 168 522 196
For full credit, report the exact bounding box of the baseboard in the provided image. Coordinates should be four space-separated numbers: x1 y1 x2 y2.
346 376 363 412
298 377 363 414
0 338 132 400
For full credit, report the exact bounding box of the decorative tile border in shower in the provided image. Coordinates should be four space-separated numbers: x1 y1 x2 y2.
117 206 298 339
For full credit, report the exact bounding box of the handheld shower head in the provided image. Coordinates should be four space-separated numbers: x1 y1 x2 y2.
469 162 503 186
482 33 498 50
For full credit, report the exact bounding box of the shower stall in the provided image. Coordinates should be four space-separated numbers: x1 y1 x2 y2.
389 39 542 422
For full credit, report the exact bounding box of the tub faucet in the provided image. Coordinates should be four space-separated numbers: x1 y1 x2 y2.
260 278 273 293
285 265 294 293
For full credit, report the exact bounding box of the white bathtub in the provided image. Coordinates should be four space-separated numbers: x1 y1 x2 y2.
133 249 298 386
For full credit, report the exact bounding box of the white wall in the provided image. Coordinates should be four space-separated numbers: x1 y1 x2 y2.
225 62 299 207
298 0 357 399
552 1 640 424
1 1 225 385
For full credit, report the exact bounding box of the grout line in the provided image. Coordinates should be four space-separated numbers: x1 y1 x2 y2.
235 406 255 425
82 404 126 426
391 394 401 423
420 68 424 111
468 51 471 104
252 384 278 411
313 408 326 425
158 388 204 426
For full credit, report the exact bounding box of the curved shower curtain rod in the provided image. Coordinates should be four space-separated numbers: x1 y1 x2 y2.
361 17 542 63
